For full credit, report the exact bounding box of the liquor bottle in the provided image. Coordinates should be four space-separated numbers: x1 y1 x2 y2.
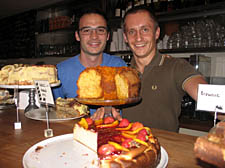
160 0 168 12
204 0 210 5
167 0 175 12
121 0 126 17
182 0 190 8
152 0 160 12
146 0 152 6
126 0 133 11
115 0 121 17
194 0 205 6
134 0 141 7
140 0 145 5
174 0 182 9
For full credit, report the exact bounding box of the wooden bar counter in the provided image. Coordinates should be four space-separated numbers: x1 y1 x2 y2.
0 108 207 168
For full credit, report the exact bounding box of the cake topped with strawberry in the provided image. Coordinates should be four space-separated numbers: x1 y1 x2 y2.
73 117 161 168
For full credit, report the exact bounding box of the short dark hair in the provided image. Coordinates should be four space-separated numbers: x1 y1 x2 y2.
123 6 158 31
77 8 109 31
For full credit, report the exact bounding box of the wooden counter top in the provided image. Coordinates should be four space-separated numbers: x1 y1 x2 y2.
0 108 209 168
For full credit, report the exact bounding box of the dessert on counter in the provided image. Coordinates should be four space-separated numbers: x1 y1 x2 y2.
194 120 225 167
0 64 59 85
74 117 161 168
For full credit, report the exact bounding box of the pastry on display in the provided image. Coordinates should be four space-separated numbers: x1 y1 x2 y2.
77 66 140 100
73 117 161 168
0 89 10 100
0 64 59 85
194 121 225 168
55 97 89 119
0 89 14 105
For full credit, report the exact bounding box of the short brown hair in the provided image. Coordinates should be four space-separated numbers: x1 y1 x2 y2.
77 8 109 32
123 6 159 32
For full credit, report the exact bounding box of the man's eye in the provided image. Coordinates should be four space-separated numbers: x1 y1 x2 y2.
128 30 136 35
83 29 90 33
142 27 150 33
97 28 106 33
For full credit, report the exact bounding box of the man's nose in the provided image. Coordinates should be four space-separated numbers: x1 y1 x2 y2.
135 30 142 41
90 29 98 39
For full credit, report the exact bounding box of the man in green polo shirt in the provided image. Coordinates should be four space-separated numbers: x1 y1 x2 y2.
122 6 207 132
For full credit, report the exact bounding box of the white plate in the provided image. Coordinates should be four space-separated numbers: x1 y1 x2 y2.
23 134 168 168
25 108 87 122
0 82 60 89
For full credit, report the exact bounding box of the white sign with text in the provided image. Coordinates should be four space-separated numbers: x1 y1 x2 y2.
34 80 54 106
196 84 225 113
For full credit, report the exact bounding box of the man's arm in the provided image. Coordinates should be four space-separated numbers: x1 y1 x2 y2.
91 107 122 121
184 76 225 121
183 75 208 101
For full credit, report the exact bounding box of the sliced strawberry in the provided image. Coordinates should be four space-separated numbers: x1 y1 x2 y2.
118 118 130 128
131 122 144 131
138 128 150 136
103 116 115 124
122 138 133 148
85 118 94 126
98 144 116 156
136 133 148 142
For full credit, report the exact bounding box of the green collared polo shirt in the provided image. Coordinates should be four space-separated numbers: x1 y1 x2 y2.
123 51 202 132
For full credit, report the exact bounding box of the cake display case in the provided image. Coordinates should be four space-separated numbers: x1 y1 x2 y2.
0 82 60 113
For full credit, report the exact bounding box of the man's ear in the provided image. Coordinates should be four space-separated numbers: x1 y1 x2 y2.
155 27 160 40
123 32 128 43
75 31 80 41
107 32 110 41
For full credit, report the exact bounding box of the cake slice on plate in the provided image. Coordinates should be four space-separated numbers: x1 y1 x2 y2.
73 117 161 168
55 97 89 119
73 123 97 152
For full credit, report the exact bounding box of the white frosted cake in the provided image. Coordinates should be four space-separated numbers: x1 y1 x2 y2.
0 64 59 85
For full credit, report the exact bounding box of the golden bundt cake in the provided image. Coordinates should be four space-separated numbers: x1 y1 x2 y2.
77 66 140 100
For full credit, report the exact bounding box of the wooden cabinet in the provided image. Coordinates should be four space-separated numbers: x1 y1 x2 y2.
35 0 102 58
0 10 36 59
35 4 77 58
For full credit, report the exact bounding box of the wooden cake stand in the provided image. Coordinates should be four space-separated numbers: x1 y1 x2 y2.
76 97 141 118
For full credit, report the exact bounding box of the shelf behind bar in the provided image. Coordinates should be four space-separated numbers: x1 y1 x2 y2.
160 47 225 54
157 1 225 22
109 47 225 55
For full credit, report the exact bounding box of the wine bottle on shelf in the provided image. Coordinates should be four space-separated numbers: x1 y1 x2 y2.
160 0 168 12
134 0 141 7
183 0 192 8
167 0 175 12
174 0 182 9
140 0 145 5
121 0 127 17
126 0 133 11
146 0 152 6
194 0 206 6
153 0 160 12
115 0 121 17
